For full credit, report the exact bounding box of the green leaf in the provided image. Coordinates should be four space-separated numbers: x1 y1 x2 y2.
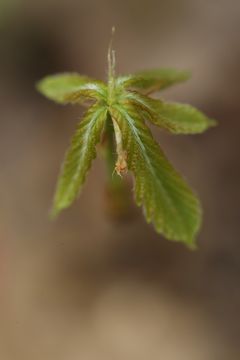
151 102 217 134
123 91 216 134
110 103 201 246
51 103 107 216
118 68 190 94
37 73 107 104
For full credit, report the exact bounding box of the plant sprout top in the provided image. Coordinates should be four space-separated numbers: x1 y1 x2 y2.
37 29 216 247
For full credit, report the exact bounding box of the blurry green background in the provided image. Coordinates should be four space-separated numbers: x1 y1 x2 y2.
0 0 240 359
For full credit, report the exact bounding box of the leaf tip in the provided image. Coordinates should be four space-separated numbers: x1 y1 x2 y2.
209 118 218 128
188 242 198 251
35 78 44 94
49 206 60 220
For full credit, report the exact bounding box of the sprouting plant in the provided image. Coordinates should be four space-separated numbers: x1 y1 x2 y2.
37 29 216 248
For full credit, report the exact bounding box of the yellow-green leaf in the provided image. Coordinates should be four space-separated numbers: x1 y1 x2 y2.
37 73 107 104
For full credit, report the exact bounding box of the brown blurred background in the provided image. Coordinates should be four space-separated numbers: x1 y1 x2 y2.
0 0 240 359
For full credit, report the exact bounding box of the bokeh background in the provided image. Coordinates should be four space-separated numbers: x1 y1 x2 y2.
0 0 240 359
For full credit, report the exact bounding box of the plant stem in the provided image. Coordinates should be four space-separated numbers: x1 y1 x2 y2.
104 112 117 180
107 27 116 103
102 113 131 220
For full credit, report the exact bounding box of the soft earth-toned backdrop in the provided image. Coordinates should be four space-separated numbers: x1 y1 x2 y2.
0 0 240 358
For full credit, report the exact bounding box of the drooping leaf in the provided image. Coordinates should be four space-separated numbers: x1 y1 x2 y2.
37 73 107 104
124 91 216 134
118 68 190 94
51 103 107 216
110 103 201 246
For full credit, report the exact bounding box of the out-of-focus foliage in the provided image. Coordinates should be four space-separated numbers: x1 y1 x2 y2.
0 0 20 22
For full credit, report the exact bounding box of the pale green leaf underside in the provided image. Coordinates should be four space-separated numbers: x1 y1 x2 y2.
124 92 217 134
118 68 190 94
51 103 107 216
110 104 201 246
37 73 107 104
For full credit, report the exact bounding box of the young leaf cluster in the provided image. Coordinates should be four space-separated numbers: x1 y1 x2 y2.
37 42 216 247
